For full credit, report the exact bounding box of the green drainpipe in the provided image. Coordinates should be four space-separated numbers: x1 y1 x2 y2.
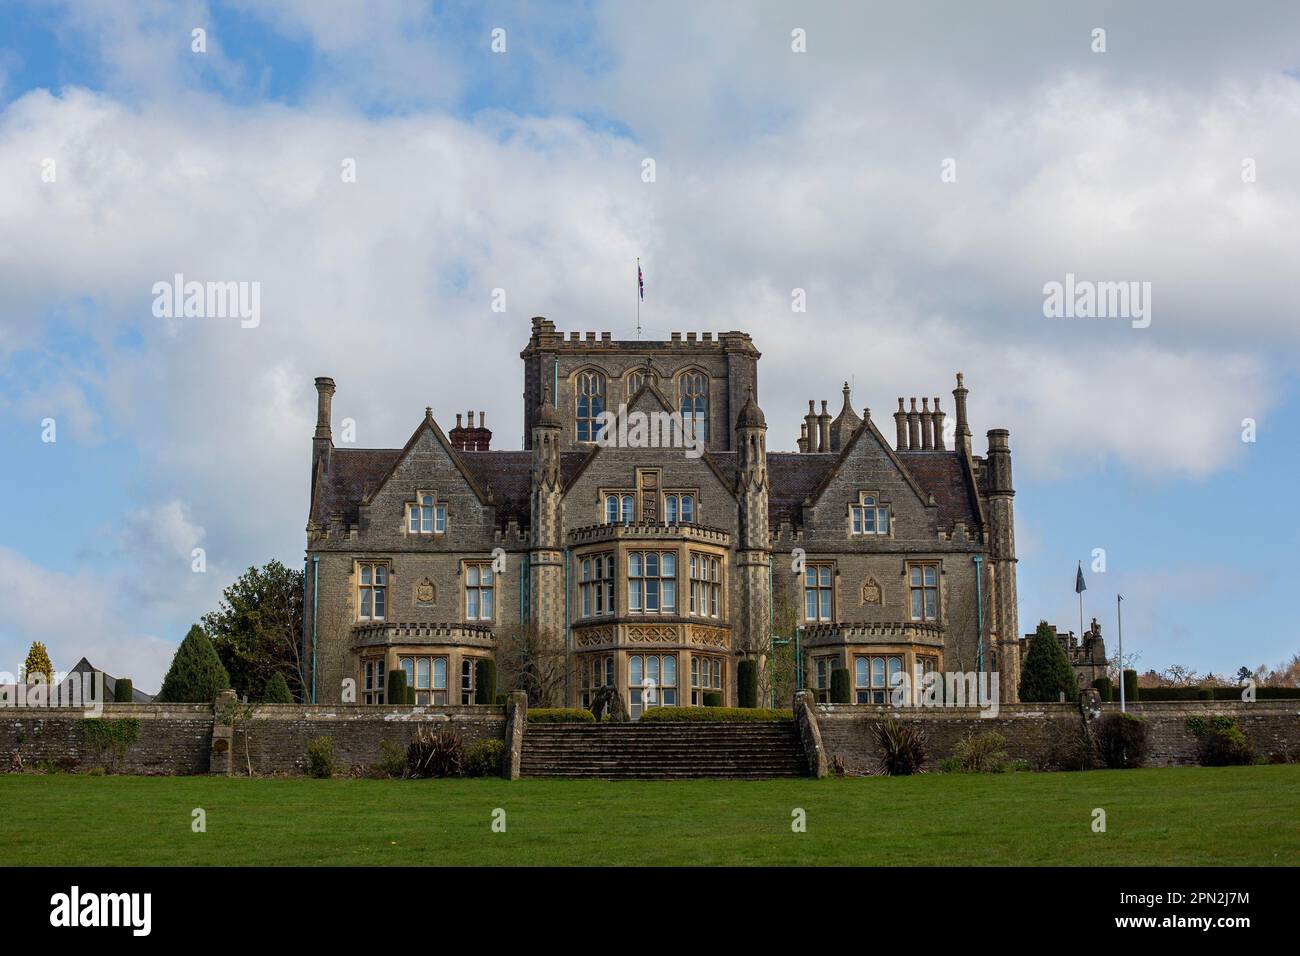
972 553 984 675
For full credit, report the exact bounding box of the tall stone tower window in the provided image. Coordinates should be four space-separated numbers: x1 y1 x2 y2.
678 371 708 442
575 369 606 442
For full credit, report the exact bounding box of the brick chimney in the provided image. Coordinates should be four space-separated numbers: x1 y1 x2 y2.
450 410 492 451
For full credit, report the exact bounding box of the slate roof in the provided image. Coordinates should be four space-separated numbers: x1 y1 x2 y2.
313 445 980 532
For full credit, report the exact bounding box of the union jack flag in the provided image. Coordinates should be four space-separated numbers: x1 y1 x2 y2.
637 259 644 300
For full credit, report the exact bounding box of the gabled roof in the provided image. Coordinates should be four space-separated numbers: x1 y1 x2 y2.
64 657 155 702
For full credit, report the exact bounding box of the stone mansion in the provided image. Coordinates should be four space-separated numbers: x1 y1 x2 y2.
304 317 1021 712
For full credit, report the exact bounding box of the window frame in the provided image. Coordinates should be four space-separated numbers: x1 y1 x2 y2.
677 370 709 443
849 492 890 536
357 561 389 622
627 550 677 614
575 369 607 443
399 655 448 705
908 562 940 622
464 562 496 622
408 492 448 536
803 563 834 622
629 653 678 718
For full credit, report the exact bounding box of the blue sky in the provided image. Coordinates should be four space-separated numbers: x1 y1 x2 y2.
1 1 1297 690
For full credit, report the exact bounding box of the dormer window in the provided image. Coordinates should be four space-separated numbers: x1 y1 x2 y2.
850 493 890 536
408 493 446 534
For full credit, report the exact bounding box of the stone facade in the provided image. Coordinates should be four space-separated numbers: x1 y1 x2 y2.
304 317 1022 712
1020 619 1109 690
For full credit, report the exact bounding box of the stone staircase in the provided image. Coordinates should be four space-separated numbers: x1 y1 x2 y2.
520 721 808 779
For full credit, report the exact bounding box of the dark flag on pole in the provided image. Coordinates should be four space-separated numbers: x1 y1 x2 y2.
1075 562 1087 594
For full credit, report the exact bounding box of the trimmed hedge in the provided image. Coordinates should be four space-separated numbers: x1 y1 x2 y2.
527 708 596 724
1122 669 1138 702
386 669 408 707
1131 686 1300 701
113 678 135 703
702 691 723 708
474 659 497 705
638 707 792 723
1092 677 1112 703
737 660 758 708
830 668 851 704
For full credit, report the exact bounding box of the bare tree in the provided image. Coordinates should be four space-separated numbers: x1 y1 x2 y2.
495 622 569 708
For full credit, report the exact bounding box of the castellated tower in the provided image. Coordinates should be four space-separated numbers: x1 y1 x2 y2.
528 384 566 638
734 389 771 659
984 427 1020 703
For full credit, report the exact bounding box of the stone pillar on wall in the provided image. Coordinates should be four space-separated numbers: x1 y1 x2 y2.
210 689 236 775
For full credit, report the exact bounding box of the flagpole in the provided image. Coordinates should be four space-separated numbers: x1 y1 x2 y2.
636 257 642 340
1078 560 1084 644
1117 594 1125 712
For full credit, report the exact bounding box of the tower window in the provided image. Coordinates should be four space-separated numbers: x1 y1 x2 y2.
909 563 939 621
576 370 606 442
358 563 387 621
678 371 708 443
803 564 833 622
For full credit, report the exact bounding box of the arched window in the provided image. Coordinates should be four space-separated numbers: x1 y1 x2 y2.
678 371 708 443
621 494 634 524
628 370 645 396
605 495 619 524
576 370 606 442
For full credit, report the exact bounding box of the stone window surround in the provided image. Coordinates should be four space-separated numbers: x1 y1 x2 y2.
599 486 701 525
463 560 496 623
355 559 391 622
405 490 447 536
848 490 892 537
571 541 729 624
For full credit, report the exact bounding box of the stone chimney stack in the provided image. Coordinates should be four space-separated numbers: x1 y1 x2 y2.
313 376 335 474
953 372 972 456
932 398 946 451
818 400 831 452
804 401 819 453
920 397 934 450
908 398 921 451
450 410 493 451
894 398 908 450
798 421 809 453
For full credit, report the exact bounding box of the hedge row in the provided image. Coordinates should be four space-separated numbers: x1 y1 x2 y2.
527 708 596 723
638 707 793 723
1126 686 1299 701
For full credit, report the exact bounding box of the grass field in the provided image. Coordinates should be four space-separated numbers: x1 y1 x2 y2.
3 766 1297 866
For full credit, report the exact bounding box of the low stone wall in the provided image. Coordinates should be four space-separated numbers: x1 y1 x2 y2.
1 704 214 775
812 700 1300 772
1108 701 1300 767
1 703 506 776
229 704 506 775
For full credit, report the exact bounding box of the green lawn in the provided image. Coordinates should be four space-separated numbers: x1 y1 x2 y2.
3 766 1297 866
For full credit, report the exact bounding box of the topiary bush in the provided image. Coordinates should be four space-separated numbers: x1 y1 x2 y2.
1092 677 1112 703
1018 620 1079 702
474 659 497 705
113 678 135 703
1122 669 1139 702
737 660 758 708
951 730 1008 773
386 669 408 707
639 707 792 723
261 671 293 703
306 735 335 778
1094 712 1148 769
158 625 231 703
407 726 464 778
830 668 851 704
702 691 723 708
464 739 506 777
